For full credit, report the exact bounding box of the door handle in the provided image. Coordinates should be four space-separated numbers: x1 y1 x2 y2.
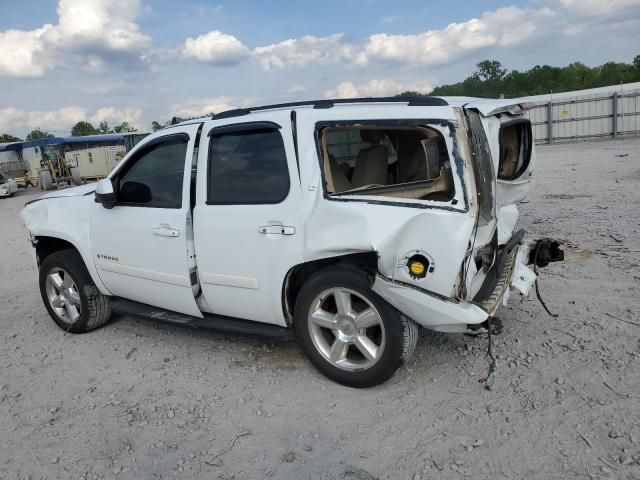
152 224 180 237
259 224 295 235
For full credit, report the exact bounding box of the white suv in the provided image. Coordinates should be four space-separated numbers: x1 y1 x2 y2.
21 97 562 387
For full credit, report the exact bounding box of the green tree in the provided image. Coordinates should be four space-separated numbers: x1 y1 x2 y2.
396 90 429 97
113 122 137 133
151 121 163 132
98 121 113 134
26 129 54 141
0 133 22 142
71 121 99 136
429 55 640 98
476 60 507 81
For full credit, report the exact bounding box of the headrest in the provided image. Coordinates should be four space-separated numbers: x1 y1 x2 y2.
360 130 385 144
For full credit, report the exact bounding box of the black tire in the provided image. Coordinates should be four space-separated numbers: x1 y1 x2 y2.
39 249 112 333
38 171 53 191
70 166 82 186
294 266 418 388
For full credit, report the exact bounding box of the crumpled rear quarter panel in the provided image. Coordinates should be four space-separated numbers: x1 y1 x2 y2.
303 199 475 299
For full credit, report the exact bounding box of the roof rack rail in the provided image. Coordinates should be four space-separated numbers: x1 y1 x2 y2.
211 96 448 120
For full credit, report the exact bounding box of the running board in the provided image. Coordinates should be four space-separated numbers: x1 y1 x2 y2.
110 298 293 340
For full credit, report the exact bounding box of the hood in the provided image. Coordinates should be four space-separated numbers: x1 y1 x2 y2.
30 184 96 203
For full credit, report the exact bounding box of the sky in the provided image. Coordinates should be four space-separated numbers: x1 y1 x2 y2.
0 0 639 137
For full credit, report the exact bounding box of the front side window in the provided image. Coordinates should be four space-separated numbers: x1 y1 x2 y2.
207 129 290 204
116 136 188 208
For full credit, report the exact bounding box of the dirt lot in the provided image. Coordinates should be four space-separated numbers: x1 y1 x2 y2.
1 138 639 480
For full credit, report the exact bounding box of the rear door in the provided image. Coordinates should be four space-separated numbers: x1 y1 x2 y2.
193 112 304 326
90 124 203 317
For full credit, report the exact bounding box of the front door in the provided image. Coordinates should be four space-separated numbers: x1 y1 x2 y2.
90 124 203 317
193 112 304 326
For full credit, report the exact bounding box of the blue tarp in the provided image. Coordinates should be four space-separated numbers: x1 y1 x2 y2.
0 142 22 152
0 134 125 152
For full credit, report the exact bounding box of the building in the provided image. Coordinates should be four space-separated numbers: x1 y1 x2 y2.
0 133 148 181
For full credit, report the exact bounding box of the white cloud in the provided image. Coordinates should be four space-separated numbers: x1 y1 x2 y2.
0 26 53 77
46 0 151 53
0 106 143 133
90 107 143 126
324 79 433 99
182 31 250 66
253 33 366 70
363 7 549 66
557 0 640 15
167 96 251 119
287 85 306 94
246 2 638 71
0 0 150 77
81 82 128 95
381 15 401 24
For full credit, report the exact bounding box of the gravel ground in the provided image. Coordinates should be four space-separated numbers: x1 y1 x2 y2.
1 138 639 480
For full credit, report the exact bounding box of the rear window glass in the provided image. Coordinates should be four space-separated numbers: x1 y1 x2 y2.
498 121 532 180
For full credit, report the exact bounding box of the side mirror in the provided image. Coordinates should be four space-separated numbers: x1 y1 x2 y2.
95 178 116 209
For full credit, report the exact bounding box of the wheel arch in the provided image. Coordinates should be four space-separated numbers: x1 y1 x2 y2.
281 251 379 325
33 235 111 295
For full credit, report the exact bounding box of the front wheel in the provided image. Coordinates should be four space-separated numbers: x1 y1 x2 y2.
39 249 112 333
294 266 418 388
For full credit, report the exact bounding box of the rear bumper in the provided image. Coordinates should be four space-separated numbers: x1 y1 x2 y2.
372 275 489 333
372 233 559 333
473 244 535 316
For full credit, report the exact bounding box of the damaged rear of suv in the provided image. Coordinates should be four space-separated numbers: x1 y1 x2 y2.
292 97 563 385
21 96 563 388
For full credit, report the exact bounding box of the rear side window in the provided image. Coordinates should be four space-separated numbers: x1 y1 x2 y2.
116 136 188 209
318 124 455 203
326 129 398 166
207 129 290 204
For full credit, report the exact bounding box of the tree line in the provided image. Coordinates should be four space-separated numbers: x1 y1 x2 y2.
399 56 640 98
1 115 213 144
1 120 138 143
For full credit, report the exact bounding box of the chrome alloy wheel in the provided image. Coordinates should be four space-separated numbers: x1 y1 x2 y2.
45 267 81 325
307 287 386 371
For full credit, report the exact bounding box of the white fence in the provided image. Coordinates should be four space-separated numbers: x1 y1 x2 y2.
523 87 640 144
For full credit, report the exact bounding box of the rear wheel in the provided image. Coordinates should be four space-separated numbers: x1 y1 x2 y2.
39 249 112 333
294 266 418 388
